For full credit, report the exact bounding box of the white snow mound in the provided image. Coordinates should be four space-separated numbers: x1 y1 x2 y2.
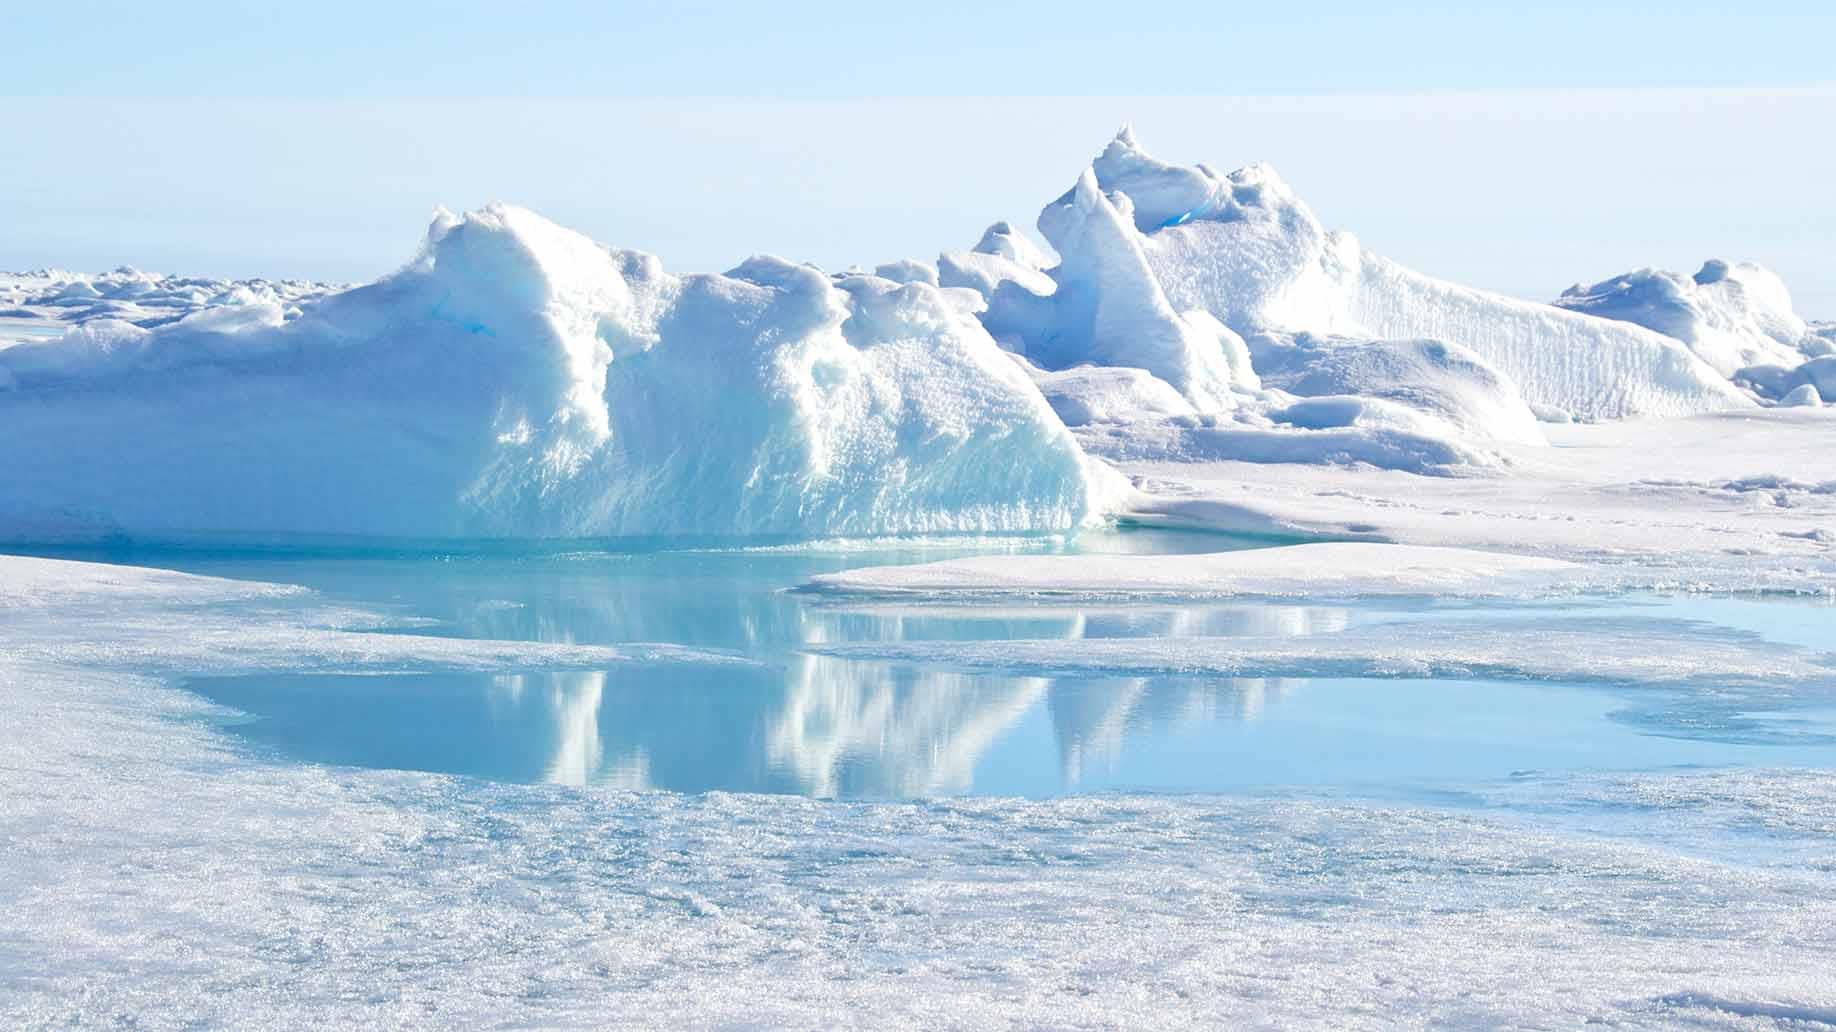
1555 259 1821 379
0 205 1114 542
1248 331 1545 447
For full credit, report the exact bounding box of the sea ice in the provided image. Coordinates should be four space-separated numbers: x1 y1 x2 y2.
811 616 1836 696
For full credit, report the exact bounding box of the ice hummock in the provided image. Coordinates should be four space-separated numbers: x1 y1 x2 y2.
1555 260 1819 372
1555 259 1834 403
946 171 1261 414
0 205 1115 542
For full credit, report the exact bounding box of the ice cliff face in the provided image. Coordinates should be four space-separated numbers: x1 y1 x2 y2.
0 205 1111 542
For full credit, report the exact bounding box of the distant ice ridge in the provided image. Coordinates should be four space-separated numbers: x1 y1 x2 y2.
0 267 340 342
0 206 1114 541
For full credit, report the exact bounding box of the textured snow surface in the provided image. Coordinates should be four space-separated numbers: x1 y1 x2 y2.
0 207 1110 541
804 542 1579 600
5 553 1836 1030
1053 329 1552 475
1247 332 1544 447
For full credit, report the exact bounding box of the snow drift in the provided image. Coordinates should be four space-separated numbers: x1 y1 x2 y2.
0 205 1112 542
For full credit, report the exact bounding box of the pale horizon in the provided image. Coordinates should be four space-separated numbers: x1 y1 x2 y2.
7 88 1834 315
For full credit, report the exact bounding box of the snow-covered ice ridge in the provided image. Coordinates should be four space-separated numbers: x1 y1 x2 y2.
3 128 1832 541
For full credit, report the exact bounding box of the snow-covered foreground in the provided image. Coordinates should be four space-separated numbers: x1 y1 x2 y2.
4 552 1836 1029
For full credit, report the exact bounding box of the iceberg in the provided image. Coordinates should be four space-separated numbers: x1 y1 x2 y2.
0 205 1113 542
979 129 1752 423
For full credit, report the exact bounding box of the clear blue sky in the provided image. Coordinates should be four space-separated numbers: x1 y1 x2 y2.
5 2 1834 312
8 1 1835 97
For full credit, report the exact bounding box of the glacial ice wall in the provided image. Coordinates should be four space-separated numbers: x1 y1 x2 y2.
0 205 1111 542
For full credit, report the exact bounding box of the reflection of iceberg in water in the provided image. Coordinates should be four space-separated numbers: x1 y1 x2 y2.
473 658 1300 797
492 671 606 786
767 655 1049 797
1047 676 1299 786
191 551 1370 796
467 601 1346 795
490 670 650 788
473 658 1047 797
